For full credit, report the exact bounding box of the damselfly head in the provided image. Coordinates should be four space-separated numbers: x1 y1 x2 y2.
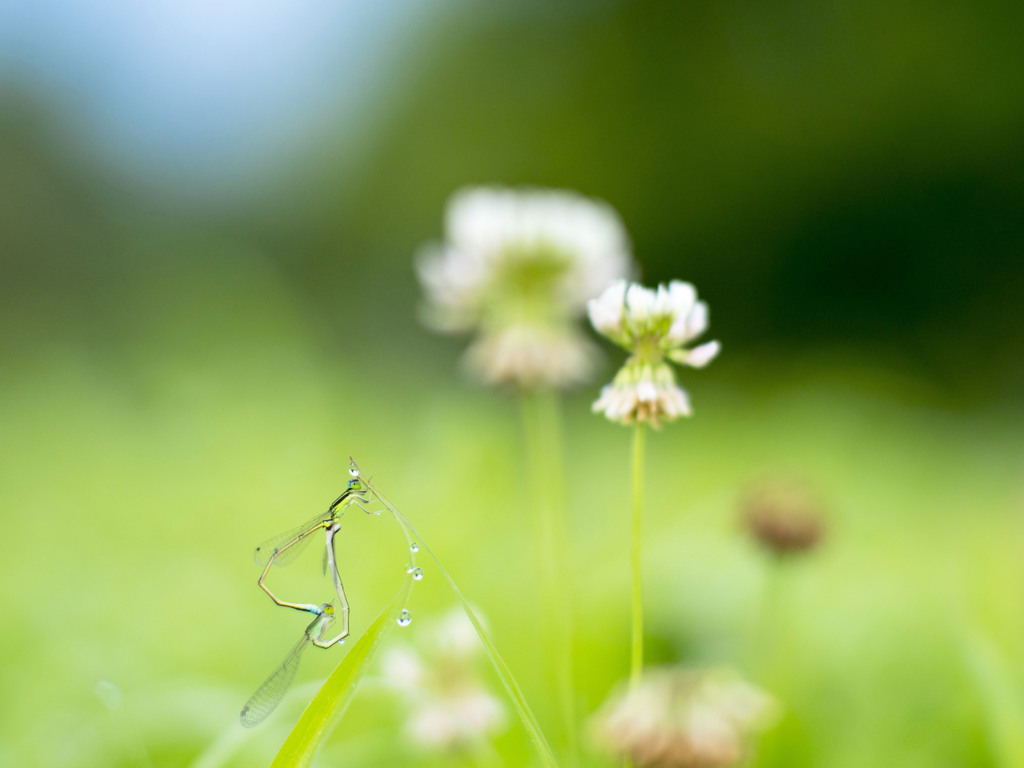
322 603 335 616
347 458 366 491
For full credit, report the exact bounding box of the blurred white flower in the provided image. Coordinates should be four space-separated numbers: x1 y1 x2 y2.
381 609 506 750
464 323 597 390
590 667 778 768
588 280 719 426
417 186 636 389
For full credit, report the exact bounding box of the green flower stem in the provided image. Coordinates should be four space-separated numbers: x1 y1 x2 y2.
520 391 578 766
753 556 786 683
630 422 646 689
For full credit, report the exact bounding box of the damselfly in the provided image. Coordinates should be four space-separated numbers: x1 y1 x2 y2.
242 460 421 726
239 602 341 727
253 459 378 643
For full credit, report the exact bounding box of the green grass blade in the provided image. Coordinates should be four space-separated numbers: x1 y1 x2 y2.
961 630 1024 768
371 485 560 768
268 575 413 768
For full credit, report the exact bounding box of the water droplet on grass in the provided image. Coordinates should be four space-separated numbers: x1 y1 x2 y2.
397 609 412 627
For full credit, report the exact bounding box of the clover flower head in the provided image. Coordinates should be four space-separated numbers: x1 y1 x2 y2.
464 323 597 390
589 280 719 426
417 186 636 389
590 666 778 768
381 609 506 750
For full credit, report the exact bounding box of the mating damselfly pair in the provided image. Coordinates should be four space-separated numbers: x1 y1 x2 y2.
240 459 419 727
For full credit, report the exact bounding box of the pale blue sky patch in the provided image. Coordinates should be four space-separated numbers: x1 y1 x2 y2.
0 0 431 197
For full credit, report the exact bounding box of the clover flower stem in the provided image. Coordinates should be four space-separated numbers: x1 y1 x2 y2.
629 422 646 690
520 391 579 766
751 557 787 684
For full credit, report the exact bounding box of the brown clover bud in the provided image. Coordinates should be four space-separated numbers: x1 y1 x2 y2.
741 476 825 557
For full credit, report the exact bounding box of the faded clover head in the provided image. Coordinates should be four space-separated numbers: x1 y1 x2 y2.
590 666 778 768
588 280 720 426
741 476 826 557
417 186 636 390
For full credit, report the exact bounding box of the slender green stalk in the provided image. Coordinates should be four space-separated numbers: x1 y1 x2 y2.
629 422 646 688
962 630 1024 768
752 557 785 681
379 499 559 768
520 391 578 765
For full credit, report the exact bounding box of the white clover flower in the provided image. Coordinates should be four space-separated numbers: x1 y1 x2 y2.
417 186 636 389
380 609 506 751
590 667 778 768
464 324 597 390
589 279 719 426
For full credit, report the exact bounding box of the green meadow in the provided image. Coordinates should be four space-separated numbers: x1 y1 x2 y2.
3 2 1023 765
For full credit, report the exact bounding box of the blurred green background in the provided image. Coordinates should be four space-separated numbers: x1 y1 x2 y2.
2 1 1023 766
